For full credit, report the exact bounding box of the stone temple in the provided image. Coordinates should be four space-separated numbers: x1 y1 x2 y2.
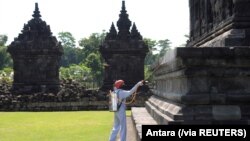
8 3 63 94
131 1 250 139
99 1 149 91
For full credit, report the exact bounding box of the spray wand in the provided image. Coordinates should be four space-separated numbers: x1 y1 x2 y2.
125 80 148 105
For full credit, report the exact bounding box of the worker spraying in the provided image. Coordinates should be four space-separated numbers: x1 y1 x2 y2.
109 80 144 141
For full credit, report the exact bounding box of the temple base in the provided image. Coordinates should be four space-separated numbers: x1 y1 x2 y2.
144 47 250 125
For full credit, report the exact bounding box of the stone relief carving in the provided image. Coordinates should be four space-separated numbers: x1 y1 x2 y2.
189 0 236 43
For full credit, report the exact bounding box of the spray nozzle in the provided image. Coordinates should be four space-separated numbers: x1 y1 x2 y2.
143 80 148 85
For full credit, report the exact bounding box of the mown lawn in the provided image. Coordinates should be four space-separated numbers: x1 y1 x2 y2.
0 111 131 141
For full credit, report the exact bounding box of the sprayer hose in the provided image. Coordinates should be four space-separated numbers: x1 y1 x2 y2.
125 85 141 105
125 92 137 105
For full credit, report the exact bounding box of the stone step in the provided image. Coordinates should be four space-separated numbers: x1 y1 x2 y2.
131 107 157 141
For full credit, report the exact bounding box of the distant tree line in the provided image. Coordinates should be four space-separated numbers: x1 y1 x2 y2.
0 32 173 86
0 35 12 70
58 31 105 86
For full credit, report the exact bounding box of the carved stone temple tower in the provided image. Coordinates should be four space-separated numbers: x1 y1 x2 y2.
8 3 63 94
100 1 149 91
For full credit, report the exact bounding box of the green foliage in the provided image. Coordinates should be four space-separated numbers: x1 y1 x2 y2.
60 64 91 81
0 34 8 46
0 35 12 69
0 111 115 141
144 38 172 66
143 38 172 83
144 65 153 82
79 32 106 57
85 53 100 70
0 67 13 83
2 67 13 76
144 38 158 65
84 53 103 84
158 39 171 58
58 31 105 87
60 47 84 67
53 31 174 86
58 32 76 48
58 32 84 67
79 32 106 84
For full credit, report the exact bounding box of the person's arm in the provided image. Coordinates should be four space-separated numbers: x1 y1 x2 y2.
119 81 143 99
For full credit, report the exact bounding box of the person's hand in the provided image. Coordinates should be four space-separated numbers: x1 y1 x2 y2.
138 80 144 86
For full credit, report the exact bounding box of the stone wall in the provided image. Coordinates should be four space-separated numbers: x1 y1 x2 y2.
0 96 150 111
0 79 152 111
0 97 150 111
147 47 250 124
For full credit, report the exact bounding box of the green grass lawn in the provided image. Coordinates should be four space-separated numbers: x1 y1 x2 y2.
0 111 131 141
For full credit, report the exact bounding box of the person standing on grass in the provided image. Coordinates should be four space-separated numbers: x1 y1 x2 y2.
109 80 144 141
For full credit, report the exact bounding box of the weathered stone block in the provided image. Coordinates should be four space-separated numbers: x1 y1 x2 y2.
212 105 241 120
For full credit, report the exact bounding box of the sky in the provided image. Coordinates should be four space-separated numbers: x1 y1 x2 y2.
0 0 189 47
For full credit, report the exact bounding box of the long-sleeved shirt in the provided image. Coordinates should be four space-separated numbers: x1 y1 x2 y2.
114 82 142 111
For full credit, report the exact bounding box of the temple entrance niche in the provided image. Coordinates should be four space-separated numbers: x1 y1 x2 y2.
100 1 148 90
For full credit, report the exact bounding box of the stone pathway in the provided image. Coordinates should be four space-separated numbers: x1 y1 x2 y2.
115 108 157 141
116 116 137 141
131 107 157 140
126 116 137 141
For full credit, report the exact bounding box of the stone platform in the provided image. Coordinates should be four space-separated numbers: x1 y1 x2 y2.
131 107 157 141
141 47 250 125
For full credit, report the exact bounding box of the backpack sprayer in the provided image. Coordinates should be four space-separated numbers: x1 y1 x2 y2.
109 90 119 112
109 80 148 112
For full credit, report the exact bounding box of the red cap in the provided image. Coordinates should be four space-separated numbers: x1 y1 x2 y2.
114 80 125 89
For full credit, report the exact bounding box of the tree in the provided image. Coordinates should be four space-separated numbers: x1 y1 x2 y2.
60 47 78 67
84 53 103 85
78 31 106 59
58 32 76 48
158 39 171 58
0 47 11 69
143 38 172 82
0 35 12 69
60 64 90 81
143 38 158 82
78 32 106 85
58 32 82 67
179 34 190 47
144 38 158 65
0 35 8 46
58 31 105 85
144 65 153 81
